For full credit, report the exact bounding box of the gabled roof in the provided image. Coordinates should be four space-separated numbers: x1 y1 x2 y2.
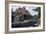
16 7 31 15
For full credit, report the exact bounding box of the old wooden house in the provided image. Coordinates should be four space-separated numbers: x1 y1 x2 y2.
14 7 31 23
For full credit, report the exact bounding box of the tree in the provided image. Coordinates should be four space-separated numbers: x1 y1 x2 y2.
11 9 17 23
33 7 41 19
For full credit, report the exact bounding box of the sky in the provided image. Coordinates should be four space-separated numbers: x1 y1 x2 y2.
11 6 39 16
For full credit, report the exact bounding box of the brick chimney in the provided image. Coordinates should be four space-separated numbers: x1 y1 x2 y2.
23 7 25 9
